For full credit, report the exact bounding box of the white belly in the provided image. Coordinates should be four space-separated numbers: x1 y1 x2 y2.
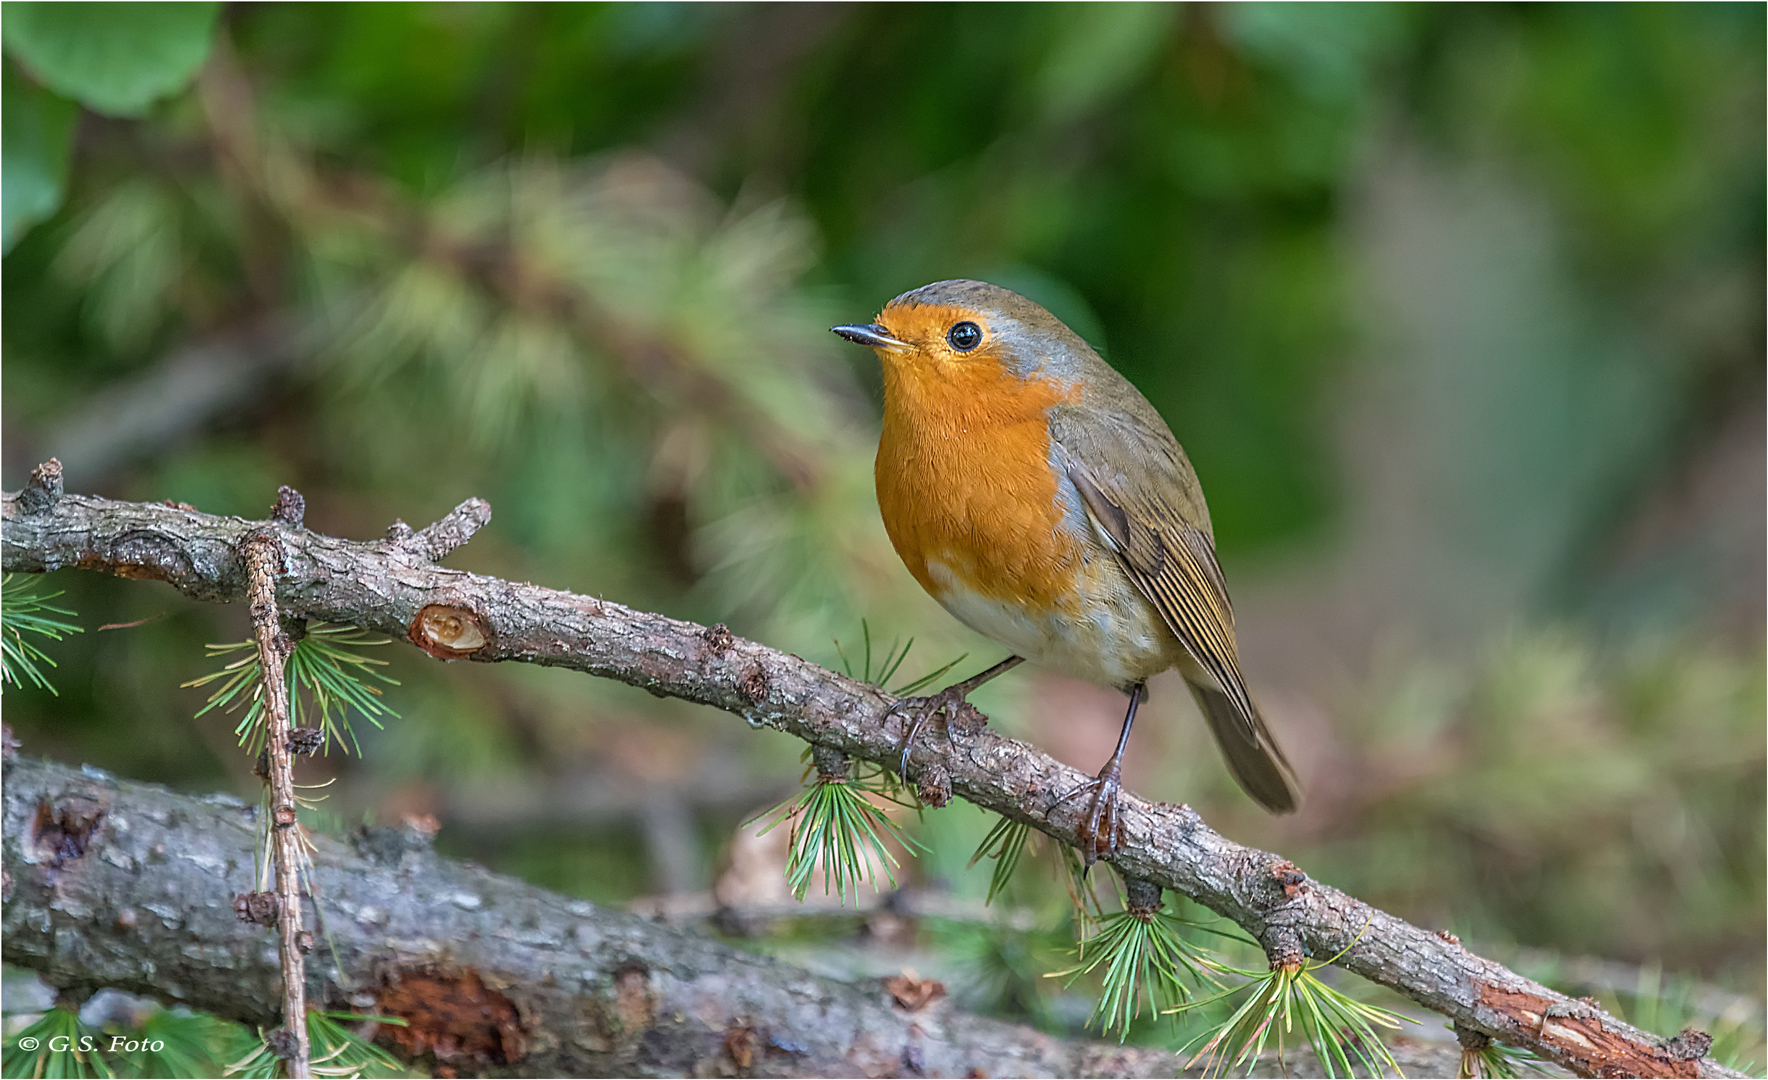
924 557 1179 691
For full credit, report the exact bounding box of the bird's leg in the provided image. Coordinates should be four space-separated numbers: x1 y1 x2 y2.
886 656 1024 778
1074 683 1145 866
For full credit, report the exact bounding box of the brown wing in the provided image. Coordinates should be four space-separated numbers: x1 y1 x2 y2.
1051 403 1299 812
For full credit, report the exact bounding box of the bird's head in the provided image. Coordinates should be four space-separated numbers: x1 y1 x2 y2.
831 279 1097 387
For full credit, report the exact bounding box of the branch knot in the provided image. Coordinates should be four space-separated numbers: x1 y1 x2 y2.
271 486 306 527
20 459 63 515
915 762 951 807
1123 876 1162 919
1261 926 1305 972
234 890 279 926
1454 1022 1492 1052
1663 1028 1714 1062
811 744 849 782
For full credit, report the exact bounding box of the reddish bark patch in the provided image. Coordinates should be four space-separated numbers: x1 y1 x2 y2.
1478 982 1700 1078
915 764 952 808
724 1025 759 1070
1269 860 1307 898
884 974 946 1012
375 969 525 1066
612 964 654 1032
31 798 104 868
408 604 490 659
110 563 172 582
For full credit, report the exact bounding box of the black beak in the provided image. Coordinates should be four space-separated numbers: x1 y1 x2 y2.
830 323 909 349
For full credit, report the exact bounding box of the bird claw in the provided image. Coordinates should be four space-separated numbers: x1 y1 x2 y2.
1059 762 1126 867
885 687 981 779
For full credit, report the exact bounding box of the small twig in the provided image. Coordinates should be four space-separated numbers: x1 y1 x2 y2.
240 528 310 1078
387 498 492 562
95 613 169 632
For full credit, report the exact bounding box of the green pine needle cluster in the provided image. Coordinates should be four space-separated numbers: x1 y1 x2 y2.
3 1008 113 1078
743 619 979 907
113 1010 240 1079
183 624 399 756
834 619 966 697
0 998 408 1079
969 814 1035 907
1596 962 1761 1076
1 574 82 696
1177 954 1412 1079
755 755 923 903
970 810 1109 930
223 1012 407 1079
1457 1038 1534 1079
1050 902 1223 1042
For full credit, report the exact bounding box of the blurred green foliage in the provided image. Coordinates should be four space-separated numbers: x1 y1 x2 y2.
1 0 1761 1060
1 2 219 247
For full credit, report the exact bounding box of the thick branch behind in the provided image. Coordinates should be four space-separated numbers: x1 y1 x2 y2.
2 754 1479 1078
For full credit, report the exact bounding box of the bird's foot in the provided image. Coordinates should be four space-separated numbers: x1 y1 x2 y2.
885 686 985 779
1062 761 1125 867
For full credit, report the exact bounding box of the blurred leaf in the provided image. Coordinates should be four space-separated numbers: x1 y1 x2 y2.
1037 3 1173 120
54 179 184 350
1 1 219 117
1 60 75 253
1220 2 1410 103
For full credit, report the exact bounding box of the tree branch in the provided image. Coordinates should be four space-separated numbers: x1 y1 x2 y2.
1 754 1471 1078
241 529 311 1075
1 480 1740 1079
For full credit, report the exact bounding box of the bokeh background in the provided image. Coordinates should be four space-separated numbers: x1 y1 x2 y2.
4 0 1763 1060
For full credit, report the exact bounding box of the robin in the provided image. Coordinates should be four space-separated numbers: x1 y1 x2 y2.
832 280 1298 862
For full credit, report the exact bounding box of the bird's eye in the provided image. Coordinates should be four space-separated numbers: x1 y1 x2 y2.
947 321 983 352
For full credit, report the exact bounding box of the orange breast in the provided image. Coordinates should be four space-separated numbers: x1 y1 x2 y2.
874 321 1084 615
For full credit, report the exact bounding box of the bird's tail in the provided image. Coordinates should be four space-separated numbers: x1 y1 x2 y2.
1185 677 1300 814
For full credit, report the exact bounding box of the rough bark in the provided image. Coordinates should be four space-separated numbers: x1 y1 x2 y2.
0 479 1742 1079
3 754 1473 1079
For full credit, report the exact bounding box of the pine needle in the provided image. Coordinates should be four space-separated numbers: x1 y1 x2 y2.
1176 954 1413 1078
969 814 1034 906
222 1011 408 1079
833 619 966 695
184 623 399 756
753 755 923 903
1458 1038 1532 1078
1 574 83 695
2 1008 115 1078
1048 902 1223 1042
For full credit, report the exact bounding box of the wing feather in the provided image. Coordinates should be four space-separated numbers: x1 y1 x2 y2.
1053 402 1298 811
